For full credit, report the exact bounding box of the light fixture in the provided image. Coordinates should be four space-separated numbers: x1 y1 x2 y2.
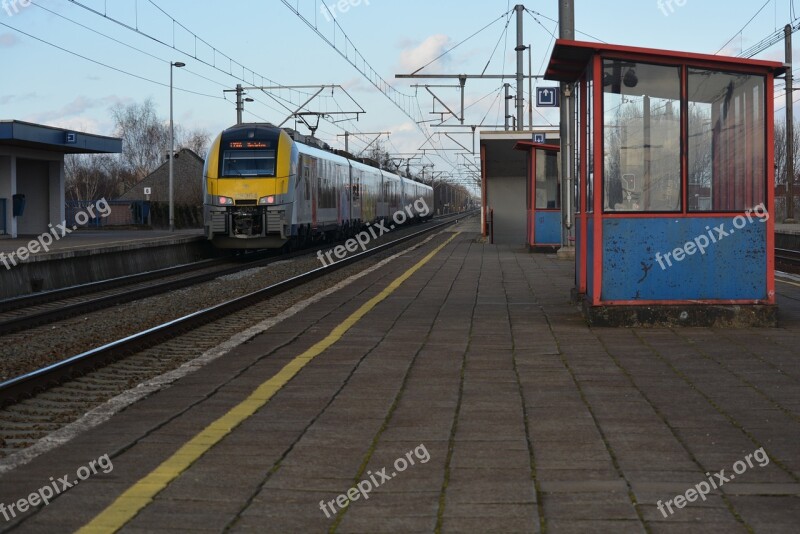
623 68 638 88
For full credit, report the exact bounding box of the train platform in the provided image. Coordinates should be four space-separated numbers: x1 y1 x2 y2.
0 229 208 299
775 222 800 236
0 229 204 258
1 217 799 533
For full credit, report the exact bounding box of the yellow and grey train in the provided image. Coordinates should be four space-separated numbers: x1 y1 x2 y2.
203 123 434 249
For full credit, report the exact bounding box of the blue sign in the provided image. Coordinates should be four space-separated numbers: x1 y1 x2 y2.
536 87 560 107
65 132 77 144
533 133 545 143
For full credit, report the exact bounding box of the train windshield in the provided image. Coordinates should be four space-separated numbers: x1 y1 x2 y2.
221 149 276 177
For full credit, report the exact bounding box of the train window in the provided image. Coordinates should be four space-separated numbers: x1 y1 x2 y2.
221 149 276 177
687 69 765 212
603 60 681 212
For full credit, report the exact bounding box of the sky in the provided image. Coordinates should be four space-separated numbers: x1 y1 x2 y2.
1 0 797 189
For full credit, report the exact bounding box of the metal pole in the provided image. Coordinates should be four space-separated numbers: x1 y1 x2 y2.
169 64 175 232
236 84 243 125
559 0 575 249
786 25 795 222
344 131 349 153
169 61 185 232
504 83 511 131
528 43 533 131
459 76 467 124
515 4 525 130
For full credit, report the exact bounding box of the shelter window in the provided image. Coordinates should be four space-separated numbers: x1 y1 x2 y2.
602 60 681 212
687 69 765 212
535 149 561 209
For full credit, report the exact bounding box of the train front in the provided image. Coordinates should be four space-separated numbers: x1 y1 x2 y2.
203 124 297 249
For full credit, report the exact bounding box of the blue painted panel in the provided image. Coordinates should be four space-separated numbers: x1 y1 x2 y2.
587 217 595 300
534 210 561 244
602 217 768 301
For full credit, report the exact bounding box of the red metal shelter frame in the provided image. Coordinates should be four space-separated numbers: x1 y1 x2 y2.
546 40 784 307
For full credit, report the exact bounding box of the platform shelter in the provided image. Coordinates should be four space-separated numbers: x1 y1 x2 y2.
513 141 561 250
545 40 784 325
0 120 122 238
480 130 558 245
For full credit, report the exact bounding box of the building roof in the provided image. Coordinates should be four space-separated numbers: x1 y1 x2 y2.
117 148 204 203
0 120 122 154
545 39 787 83
513 141 560 152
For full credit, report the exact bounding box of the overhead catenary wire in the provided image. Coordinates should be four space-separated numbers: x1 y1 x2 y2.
411 9 513 76
0 21 222 100
715 0 772 54
66 0 317 106
27 1 308 123
54 0 372 140
28 0 572 191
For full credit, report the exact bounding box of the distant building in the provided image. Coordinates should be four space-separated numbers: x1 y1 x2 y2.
118 148 203 205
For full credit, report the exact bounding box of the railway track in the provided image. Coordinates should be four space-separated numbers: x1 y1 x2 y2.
0 214 467 411
0 216 457 336
775 247 800 270
0 254 269 336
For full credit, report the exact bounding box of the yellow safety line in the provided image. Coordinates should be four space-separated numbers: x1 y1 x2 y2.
78 232 460 533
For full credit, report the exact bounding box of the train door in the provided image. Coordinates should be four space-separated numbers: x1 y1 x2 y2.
351 165 362 226
308 156 318 229
317 159 338 229
338 163 349 228
389 175 400 217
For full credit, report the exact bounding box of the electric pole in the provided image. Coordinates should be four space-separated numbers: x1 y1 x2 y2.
515 4 525 129
786 24 796 222
558 0 576 255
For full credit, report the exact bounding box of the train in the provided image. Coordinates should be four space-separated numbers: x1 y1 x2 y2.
202 123 434 249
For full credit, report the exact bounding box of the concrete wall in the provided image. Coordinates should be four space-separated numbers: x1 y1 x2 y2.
16 158 50 235
0 156 13 236
0 237 214 299
50 160 65 227
487 174 527 244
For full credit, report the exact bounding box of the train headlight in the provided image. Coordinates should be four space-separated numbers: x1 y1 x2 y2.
258 196 276 205
217 196 234 205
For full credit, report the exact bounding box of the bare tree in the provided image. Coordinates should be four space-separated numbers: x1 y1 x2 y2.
111 98 170 187
179 128 211 158
65 99 209 201
363 139 393 171
774 118 800 187
65 154 127 201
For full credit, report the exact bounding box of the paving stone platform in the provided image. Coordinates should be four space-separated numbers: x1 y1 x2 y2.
0 217 798 533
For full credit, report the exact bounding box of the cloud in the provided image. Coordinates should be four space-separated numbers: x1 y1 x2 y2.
0 33 19 48
0 92 38 105
340 77 368 93
715 44 742 57
23 95 130 134
37 117 110 135
397 34 453 74
385 121 417 134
